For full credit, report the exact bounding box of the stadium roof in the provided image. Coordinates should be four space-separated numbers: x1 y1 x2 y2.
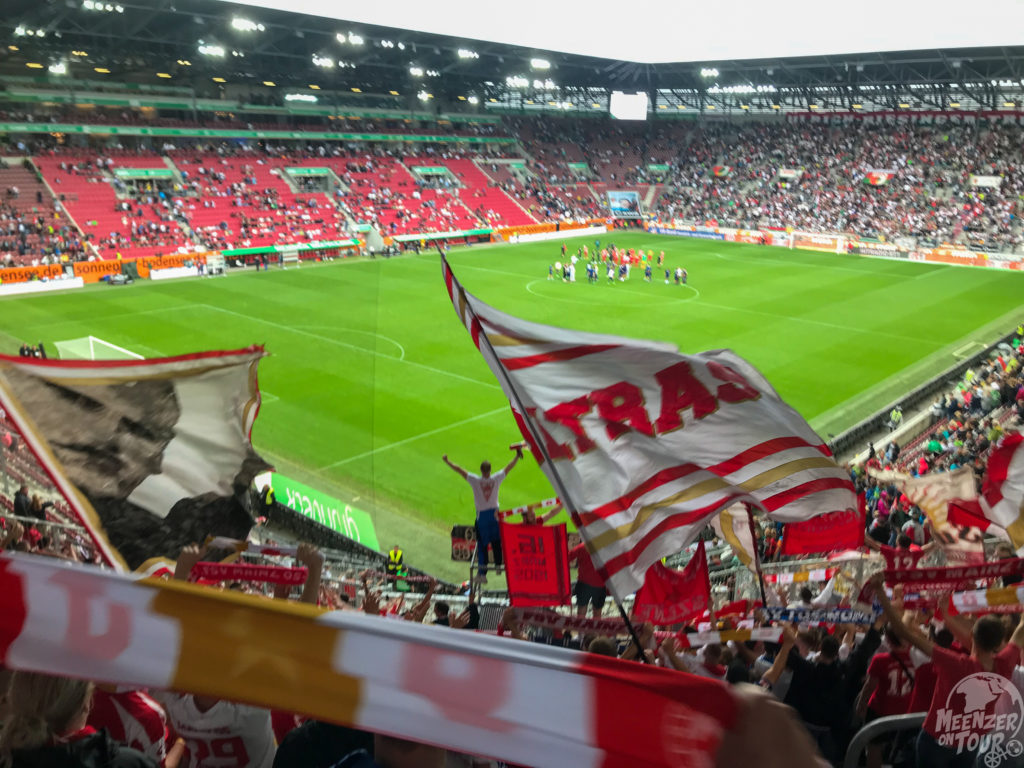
223 0 1024 66
4 0 1024 113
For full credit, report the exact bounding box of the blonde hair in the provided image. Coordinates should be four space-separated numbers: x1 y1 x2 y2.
0 671 93 762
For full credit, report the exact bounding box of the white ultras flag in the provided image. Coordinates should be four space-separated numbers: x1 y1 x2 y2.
443 257 855 599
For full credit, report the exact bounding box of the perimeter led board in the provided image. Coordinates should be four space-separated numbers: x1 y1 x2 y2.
216 0 1024 64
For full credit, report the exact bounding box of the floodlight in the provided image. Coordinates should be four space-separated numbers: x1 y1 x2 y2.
468 95 479 104
530 58 550 70
409 65 424 77
199 44 226 57
286 93 317 102
458 48 479 59
313 54 334 68
231 18 264 32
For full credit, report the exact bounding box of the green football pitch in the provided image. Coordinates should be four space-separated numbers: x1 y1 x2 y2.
2 232 1022 580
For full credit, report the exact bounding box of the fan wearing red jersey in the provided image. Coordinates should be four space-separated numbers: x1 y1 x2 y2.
88 688 169 765
856 628 914 768
869 572 1024 768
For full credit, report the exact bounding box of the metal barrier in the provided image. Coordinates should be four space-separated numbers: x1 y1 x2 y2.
843 713 925 768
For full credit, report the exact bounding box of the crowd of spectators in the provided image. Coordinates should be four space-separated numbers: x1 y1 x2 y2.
3 333 1024 768
651 120 1024 252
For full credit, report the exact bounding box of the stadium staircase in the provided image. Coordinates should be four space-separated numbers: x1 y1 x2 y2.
32 155 193 259
424 158 536 227
0 162 67 265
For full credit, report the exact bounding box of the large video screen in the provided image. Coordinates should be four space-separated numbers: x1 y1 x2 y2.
607 190 641 218
219 0 1024 64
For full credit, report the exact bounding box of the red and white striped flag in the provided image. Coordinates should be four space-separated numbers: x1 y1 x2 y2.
981 432 1024 553
442 257 854 598
0 552 738 768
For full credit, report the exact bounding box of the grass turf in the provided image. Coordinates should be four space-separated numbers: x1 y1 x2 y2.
2 231 1022 581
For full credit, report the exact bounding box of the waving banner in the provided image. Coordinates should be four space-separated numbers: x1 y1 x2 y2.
0 348 269 572
779 505 864 555
500 522 572 607
633 541 711 625
0 553 738 768
441 256 854 599
980 433 1024 553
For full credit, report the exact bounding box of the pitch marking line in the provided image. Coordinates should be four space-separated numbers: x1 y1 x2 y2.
952 341 987 359
197 304 500 392
318 406 509 470
292 325 407 361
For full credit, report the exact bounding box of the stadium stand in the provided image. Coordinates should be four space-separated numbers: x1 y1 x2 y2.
6 5 1024 766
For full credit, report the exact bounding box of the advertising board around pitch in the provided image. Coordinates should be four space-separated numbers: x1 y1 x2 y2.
271 472 380 551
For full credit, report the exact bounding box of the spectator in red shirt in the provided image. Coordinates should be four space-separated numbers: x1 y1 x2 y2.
568 542 607 619
856 628 915 768
871 573 1024 768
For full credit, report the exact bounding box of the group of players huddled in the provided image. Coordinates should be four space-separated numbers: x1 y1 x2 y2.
548 241 688 286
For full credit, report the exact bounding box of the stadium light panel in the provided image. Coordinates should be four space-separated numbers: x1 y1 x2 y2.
177 59 191 65
1005 101 1016 107
948 101 960 107
609 91 648 120
530 57 550 70
209 0 1024 63
309 84 320 89
263 80 276 86
898 102 909 108
94 67 110 73
156 72 171 78
198 43 226 57
9 45 19 51
389 90 400 95
48 62 68 74
286 93 317 102
231 17 265 31
313 54 335 67
506 74 528 88
351 87 362 92
700 67 719 77
468 95 479 104
851 103 862 108
409 65 424 76
457 48 479 59
212 76 226 82
25 62 44 69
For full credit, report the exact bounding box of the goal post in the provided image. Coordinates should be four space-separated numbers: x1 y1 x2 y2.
54 336 145 361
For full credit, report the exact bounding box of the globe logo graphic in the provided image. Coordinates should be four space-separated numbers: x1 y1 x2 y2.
942 673 1024 767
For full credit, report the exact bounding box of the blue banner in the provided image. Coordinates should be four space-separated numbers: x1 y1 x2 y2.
648 226 724 241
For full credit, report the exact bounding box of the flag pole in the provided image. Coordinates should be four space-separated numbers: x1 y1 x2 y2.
441 252 650 661
745 505 771 610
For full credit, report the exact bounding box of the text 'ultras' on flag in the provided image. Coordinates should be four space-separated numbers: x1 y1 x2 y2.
441 257 855 598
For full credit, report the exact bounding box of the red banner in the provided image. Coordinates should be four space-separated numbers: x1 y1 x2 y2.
500 522 572 607
856 558 1024 603
633 541 711 625
780 504 865 555
190 562 308 585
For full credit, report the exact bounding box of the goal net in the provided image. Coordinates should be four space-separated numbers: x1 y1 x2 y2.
53 336 144 361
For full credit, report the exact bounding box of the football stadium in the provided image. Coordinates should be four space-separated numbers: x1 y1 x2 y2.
0 1 1023 766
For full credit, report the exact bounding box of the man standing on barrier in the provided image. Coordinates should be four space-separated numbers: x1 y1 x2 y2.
443 445 522 585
